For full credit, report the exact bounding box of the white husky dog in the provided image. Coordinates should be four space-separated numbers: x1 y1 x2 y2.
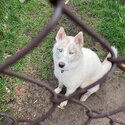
53 27 117 108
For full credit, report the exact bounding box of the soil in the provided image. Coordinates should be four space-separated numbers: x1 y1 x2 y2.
4 3 125 125
7 70 125 125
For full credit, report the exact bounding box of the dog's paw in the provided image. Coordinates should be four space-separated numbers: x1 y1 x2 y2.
58 101 68 109
80 94 89 102
55 88 62 94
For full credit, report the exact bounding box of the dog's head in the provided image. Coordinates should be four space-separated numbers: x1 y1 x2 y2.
53 27 84 71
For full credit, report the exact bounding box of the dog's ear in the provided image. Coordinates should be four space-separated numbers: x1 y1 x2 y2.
56 27 66 42
74 32 84 47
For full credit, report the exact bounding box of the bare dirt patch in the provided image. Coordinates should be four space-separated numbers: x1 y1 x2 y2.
7 71 125 125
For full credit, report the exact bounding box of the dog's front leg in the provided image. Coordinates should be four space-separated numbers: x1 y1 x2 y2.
59 88 76 109
80 84 100 102
55 82 63 94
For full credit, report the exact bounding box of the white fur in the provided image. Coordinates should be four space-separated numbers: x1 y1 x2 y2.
54 48 102 89
53 28 117 108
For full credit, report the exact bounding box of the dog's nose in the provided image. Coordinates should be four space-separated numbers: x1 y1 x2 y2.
58 62 65 68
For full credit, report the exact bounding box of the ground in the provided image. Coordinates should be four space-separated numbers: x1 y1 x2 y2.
0 0 125 125
5 70 125 125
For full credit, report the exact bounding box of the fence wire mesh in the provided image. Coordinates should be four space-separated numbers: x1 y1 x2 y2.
0 0 125 125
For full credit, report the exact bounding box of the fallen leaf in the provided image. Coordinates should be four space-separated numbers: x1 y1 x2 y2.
4 53 11 59
122 63 125 67
5 87 11 93
33 100 38 104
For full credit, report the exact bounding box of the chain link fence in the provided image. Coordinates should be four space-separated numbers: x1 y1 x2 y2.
0 0 125 124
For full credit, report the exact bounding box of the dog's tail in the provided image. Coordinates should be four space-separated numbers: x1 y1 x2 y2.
101 46 117 76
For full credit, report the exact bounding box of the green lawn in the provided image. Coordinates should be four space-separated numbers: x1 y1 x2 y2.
0 0 125 118
75 0 125 55
0 0 55 113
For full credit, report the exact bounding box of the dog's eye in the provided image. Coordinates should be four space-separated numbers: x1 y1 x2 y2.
58 48 63 52
69 51 75 55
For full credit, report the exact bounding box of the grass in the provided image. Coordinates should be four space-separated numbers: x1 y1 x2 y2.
0 0 125 121
0 0 55 116
74 0 125 55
